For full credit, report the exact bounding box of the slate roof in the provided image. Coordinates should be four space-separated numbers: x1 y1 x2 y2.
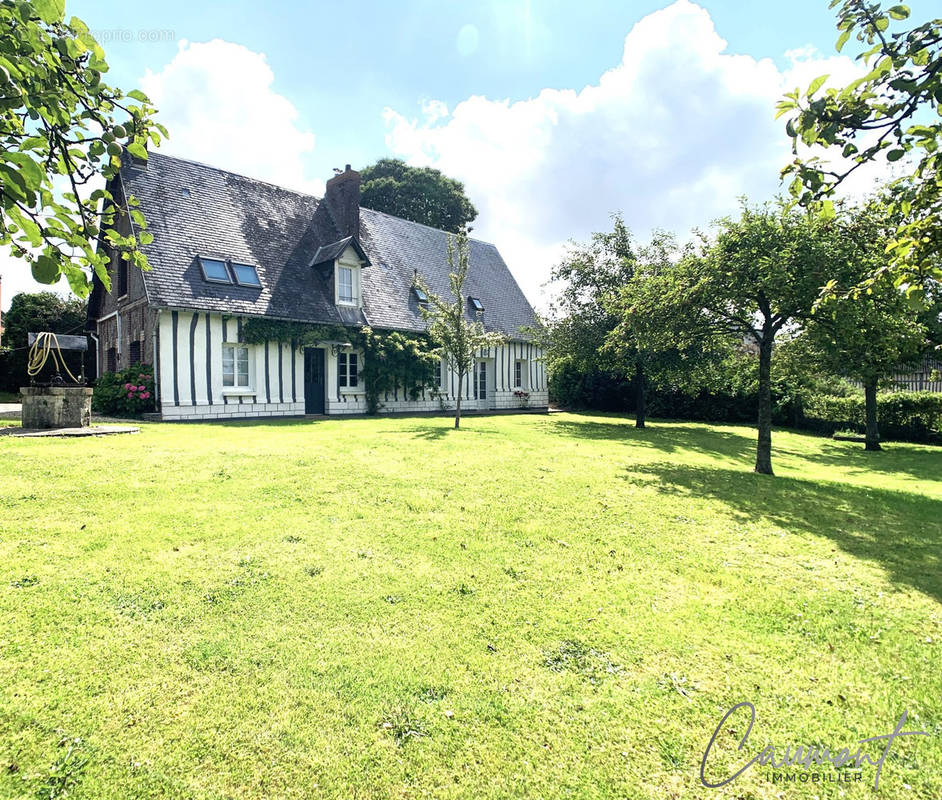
119 152 538 339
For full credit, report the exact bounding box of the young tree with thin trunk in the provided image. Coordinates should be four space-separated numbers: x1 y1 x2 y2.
417 230 504 429
797 277 933 451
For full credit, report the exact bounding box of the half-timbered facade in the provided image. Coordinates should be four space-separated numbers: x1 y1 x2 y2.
87 154 547 419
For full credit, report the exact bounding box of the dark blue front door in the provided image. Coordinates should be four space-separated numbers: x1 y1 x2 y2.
304 347 325 414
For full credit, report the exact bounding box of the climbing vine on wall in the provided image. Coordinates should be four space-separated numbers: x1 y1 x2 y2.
241 319 439 414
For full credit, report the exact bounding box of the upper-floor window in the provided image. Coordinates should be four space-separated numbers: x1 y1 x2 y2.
222 344 251 388
231 262 261 287
469 297 485 314
338 351 359 388
338 266 355 304
117 258 129 297
199 256 232 284
198 256 263 288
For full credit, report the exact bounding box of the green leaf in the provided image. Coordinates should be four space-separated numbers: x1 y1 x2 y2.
836 30 850 52
62 263 91 296
887 5 910 19
805 74 829 98
31 254 60 284
126 141 148 160
32 0 65 23
2 152 45 191
887 149 905 162
819 199 836 220
126 89 149 103
10 207 42 247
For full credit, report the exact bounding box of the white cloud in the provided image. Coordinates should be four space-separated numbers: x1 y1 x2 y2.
140 39 319 194
383 0 873 308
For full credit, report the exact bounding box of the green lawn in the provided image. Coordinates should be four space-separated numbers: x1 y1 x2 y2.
1 413 940 799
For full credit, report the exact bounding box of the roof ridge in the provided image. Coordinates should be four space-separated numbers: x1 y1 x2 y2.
358 205 494 246
143 150 496 247
142 150 322 200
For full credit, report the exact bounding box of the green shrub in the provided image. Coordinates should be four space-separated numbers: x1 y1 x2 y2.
92 363 156 417
802 391 942 442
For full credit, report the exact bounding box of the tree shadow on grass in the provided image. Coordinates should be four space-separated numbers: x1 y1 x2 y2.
539 414 756 462
775 438 942 485
621 460 942 605
382 425 502 441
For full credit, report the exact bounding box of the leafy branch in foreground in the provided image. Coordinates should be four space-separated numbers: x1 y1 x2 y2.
0 0 167 295
778 0 942 295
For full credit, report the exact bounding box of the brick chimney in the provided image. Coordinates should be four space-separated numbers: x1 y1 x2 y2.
325 164 361 239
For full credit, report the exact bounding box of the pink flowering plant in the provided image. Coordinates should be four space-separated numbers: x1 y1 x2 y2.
92 362 156 417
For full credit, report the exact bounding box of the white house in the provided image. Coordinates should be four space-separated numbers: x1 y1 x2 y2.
86 154 547 419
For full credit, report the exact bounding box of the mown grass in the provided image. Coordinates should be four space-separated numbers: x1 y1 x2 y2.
0 412 939 799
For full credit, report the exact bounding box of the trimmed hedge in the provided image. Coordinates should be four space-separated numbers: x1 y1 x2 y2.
802 391 942 443
92 363 156 417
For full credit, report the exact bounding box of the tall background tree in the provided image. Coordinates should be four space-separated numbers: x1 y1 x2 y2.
543 215 641 419
0 0 166 295
418 230 504 428
779 0 942 295
0 291 87 391
359 159 477 233
619 201 852 475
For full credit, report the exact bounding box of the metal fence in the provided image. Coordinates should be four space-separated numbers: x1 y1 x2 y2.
889 357 942 393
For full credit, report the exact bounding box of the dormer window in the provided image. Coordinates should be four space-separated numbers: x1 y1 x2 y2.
413 286 429 304
199 256 232 284
469 296 484 313
231 262 261 287
338 265 355 304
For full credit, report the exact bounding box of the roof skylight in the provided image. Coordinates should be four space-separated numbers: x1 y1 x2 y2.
199 256 231 284
231 262 262 287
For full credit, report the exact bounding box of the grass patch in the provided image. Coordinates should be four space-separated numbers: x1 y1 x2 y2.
0 412 940 798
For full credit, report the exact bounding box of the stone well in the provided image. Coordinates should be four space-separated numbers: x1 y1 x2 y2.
20 386 93 429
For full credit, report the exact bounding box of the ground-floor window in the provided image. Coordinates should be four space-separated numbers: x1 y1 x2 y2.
338 351 359 389
222 344 250 387
474 360 487 400
514 359 527 389
106 347 117 373
129 340 142 366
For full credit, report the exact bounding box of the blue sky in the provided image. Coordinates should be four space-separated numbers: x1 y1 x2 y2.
3 0 925 309
74 0 843 181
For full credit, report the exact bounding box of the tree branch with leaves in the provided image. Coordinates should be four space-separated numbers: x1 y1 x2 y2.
0 0 167 295
778 0 942 296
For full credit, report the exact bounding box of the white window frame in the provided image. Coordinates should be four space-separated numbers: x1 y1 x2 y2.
438 357 448 391
514 359 527 389
222 343 253 392
335 253 362 308
337 349 363 393
474 359 488 400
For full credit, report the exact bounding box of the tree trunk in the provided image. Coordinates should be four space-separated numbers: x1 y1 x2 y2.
864 379 881 451
635 359 646 429
455 370 463 429
755 335 774 476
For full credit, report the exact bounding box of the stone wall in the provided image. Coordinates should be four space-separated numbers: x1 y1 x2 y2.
20 387 92 429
